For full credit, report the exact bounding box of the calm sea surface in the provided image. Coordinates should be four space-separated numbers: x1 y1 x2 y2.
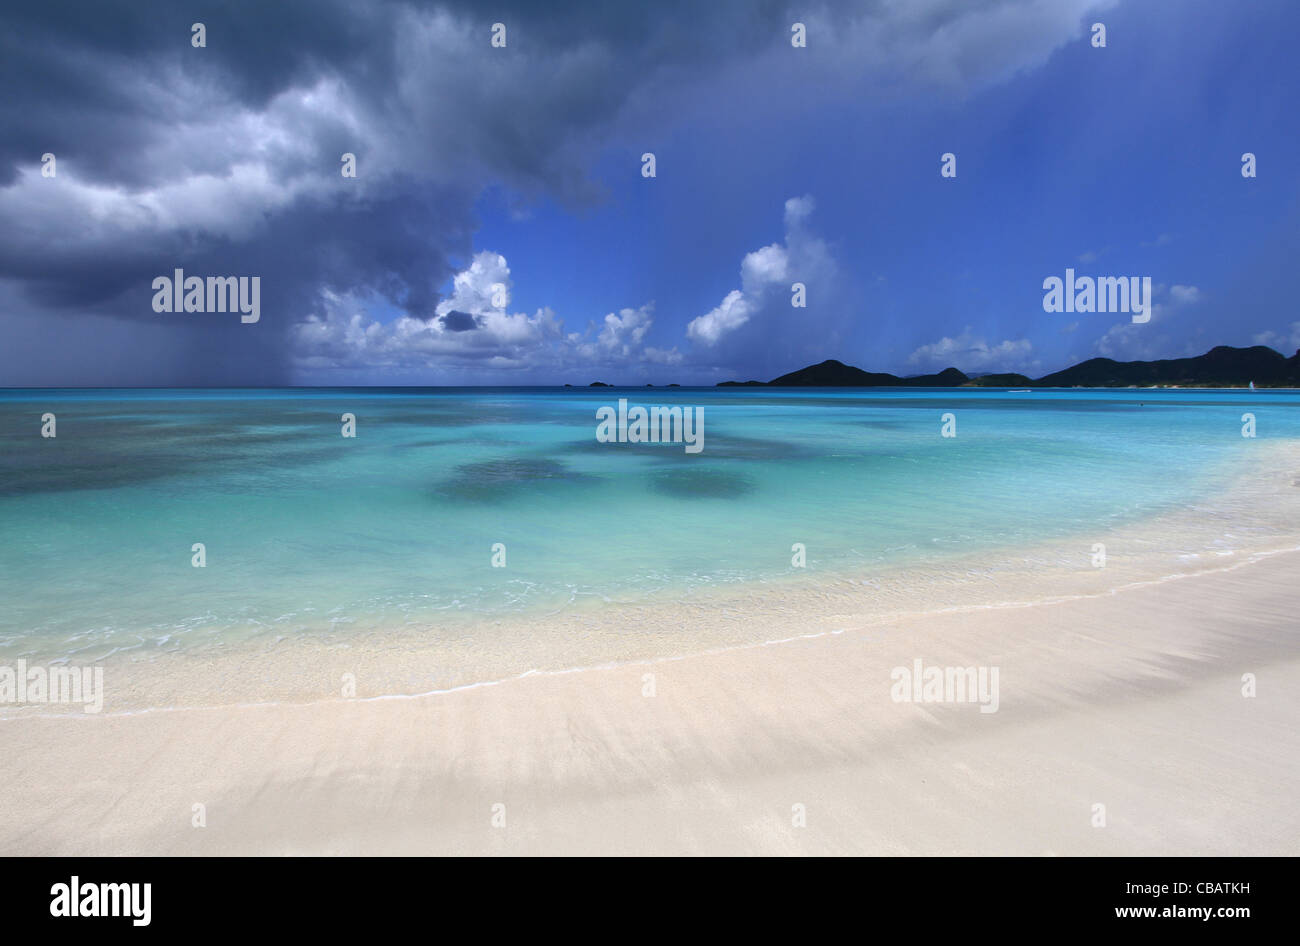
2 387 1297 662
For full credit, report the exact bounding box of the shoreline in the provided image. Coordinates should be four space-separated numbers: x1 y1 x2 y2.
4 437 1300 716
3 542 1297 855
6 540 1300 724
2 436 1300 717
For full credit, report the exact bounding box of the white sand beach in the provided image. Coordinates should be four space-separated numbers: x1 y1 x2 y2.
3 538 1298 855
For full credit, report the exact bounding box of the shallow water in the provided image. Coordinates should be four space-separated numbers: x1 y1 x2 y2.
2 386 1298 663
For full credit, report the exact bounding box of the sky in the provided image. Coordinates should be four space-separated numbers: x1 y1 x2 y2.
1 0 1297 386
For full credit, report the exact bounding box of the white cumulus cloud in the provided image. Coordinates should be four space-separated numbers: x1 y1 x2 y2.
290 251 680 377
907 329 1039 374
1094 283 1203 360
687 195 834 348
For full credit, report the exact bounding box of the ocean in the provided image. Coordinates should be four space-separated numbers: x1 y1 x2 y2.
3 387 1299 670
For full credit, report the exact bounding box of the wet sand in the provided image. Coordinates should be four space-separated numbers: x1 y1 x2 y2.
3 546 1297 855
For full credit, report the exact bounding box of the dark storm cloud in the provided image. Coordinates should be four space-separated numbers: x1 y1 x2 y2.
438 311 479 332
0 0 794 384
1 0 1102 385
0 1 390 189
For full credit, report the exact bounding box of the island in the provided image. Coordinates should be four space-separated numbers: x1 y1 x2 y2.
718 346 1300 388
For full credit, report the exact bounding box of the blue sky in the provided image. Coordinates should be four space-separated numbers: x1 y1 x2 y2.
2 0 1297 385
468 0 1300 383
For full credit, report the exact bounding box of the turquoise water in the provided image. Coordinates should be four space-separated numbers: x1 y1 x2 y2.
2 387 1297 661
